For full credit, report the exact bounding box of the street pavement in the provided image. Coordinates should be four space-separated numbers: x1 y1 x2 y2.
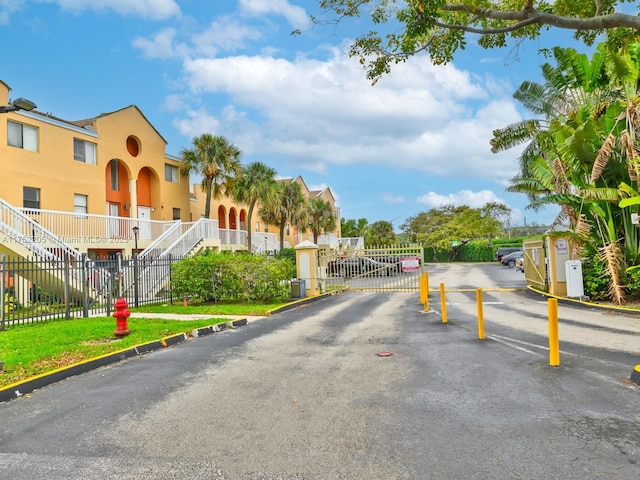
0 263 638 479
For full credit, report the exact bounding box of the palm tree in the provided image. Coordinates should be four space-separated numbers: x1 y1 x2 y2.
364 220 396 247
306 198 336 244
259 180 308 253
230 161 279 253
492 43 640 303
179 134 242 218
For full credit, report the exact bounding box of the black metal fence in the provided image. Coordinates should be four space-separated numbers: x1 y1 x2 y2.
1 253 180 330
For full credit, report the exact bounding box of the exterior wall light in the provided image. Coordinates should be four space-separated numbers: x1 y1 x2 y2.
0 97 37 114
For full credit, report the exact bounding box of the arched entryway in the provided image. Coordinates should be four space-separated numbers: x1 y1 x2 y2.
217 205 227 229
136 166 159 240
105 159 131 238
229 208 237 230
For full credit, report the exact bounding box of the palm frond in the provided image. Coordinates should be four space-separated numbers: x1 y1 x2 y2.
598 240 627 304
591 133 616 182
578 186 621 202
490 120 540 153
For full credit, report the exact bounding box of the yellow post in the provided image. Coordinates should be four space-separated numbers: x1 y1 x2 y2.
439 282 447 324
476 288 485 340
419 273 425 304
548 298 560 366
424 271 429 312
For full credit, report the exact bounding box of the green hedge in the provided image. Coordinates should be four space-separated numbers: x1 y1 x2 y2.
171 251 296 303
422 238 524 262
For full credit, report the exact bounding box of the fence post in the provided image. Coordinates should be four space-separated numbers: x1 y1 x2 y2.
424 271 429 312
64 254 71 319
476 288 485 340
1 254 5 331
169 254 174 305
548 298 560 366
439 282 447 324
116 252 123 298
82 253 89 318
133 251 139 308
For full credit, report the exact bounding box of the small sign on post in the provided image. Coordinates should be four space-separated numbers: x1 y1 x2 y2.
401 257 420 272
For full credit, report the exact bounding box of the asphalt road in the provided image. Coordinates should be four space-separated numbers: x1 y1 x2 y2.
0 263 638 479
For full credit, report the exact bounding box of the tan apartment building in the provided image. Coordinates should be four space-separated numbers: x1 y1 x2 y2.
1 80 341 263
189 175 341 253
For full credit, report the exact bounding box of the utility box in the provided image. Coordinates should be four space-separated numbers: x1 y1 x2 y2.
291 279 306 299
565 260 584 297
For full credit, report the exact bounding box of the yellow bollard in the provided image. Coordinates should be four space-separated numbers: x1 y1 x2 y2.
439 282 447 324
419 273 425 304
548 298 560 366
476 288 485 340
424 272 429 312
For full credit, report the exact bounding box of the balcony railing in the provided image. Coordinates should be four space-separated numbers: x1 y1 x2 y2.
17 208 170 242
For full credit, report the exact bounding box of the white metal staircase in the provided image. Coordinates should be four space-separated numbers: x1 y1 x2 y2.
0 197 109 301
122 218 219 301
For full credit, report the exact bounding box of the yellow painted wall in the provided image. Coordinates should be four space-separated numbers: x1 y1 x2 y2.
1 80 341 242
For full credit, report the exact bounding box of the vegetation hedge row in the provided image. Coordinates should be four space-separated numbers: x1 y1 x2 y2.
423 238 524 262
171 251 296 303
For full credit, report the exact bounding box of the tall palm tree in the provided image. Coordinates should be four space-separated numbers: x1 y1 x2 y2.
306 198 336 244
230 161 279 253
492 43 640 303
179 134 242 219
259 180 308 253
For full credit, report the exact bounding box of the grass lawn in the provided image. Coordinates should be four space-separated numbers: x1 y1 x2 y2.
0 299 292 389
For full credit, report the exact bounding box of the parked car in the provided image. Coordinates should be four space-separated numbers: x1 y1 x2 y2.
328 257 399 277
495 247 522 262
501 250 524 268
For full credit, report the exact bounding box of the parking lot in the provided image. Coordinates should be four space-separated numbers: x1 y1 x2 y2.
0 263 638 479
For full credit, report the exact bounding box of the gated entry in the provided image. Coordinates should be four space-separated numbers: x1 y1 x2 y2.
320 246 424 292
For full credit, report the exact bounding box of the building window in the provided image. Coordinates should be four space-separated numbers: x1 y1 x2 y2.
264 223 269 233
74 139 96 164
165 164 179 183
172 208 181 220
23 187 40 210
126 136 140 157
74 194 88 216
255 221 260 232
8 121 38 152
286 223 290 235
110 160 119 191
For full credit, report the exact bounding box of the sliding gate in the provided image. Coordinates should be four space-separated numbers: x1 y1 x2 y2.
321 246 424 292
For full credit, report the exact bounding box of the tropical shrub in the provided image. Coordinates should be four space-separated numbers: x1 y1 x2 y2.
582 256 611 301
171 252 295 303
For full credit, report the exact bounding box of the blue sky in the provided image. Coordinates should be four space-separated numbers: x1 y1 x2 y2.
0 0 589 229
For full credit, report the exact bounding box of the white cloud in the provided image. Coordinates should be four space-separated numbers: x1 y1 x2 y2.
192 17 263 55
178 47 523 184
239 0 309 29
382 193 405 205
172 108 221 139
133 28 190 59
0 0 23 24
40 0 180 20
416 190 506 209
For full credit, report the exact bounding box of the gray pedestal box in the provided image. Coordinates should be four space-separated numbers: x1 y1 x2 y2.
291 279 306 298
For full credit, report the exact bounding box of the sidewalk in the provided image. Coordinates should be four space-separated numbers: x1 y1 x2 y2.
128 312 267 322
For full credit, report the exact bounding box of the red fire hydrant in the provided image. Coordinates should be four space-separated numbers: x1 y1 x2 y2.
113 297 131 337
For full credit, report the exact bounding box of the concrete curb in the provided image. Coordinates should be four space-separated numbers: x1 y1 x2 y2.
0 319 248 403
268 290 341 315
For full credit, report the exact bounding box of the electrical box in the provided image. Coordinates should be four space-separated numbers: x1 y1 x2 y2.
291 279 306 299
565 260 584 297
